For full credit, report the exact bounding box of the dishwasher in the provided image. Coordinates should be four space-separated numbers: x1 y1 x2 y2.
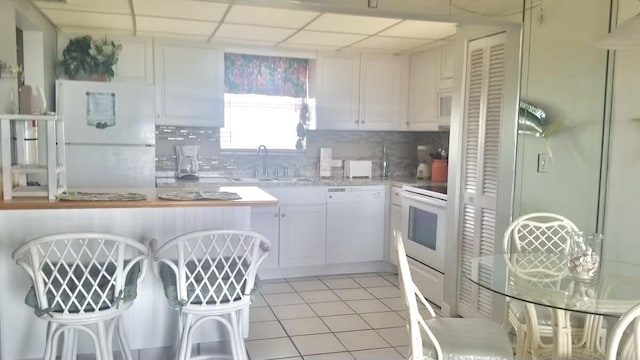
326 185 386 264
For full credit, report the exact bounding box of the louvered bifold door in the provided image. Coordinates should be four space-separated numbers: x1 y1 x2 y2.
457 33 507 319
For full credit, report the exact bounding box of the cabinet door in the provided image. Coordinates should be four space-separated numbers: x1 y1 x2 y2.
155 43 223 127
407 49 440 130
112 37 153 83
316 55 360 130
359 54 408 130
251 206 280 270
279 205 327 267
389 204 402 266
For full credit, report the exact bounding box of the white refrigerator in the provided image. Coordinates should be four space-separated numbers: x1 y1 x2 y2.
56 80 156 188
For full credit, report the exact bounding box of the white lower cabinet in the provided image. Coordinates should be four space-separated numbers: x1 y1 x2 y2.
389 185 402 265
279 204 327 267
251 186 327 271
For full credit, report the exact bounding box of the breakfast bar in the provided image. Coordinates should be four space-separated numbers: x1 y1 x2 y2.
0 186 277 360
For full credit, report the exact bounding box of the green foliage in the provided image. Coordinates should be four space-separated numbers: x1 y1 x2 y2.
61 35 122 80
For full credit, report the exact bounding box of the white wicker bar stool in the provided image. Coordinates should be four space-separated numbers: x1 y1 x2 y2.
12 232 149 360
152 229 270 360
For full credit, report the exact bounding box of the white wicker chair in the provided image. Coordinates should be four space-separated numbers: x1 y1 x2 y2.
503 212 606 359
395 231 513 360
12 232 149 360
607 302 640 360
152 229 270 360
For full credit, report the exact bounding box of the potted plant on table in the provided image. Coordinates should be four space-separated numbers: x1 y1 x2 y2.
60 35 122 81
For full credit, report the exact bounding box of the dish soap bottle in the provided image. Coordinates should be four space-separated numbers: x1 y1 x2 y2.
381 144 389 179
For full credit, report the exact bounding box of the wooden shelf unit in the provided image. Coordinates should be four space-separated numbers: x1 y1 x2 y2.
0 114 67 200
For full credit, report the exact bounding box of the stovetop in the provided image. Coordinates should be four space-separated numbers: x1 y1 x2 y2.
402 184 448 201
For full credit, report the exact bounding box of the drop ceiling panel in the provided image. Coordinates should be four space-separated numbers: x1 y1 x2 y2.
379 20 457 39
285 31 366 47
34 0 130 14
134 0 229 21
43 9 133 31
211 38 279 48
137 16 217 36
214 24 296 42
352 36 432 51
136 31 209 42
276 43 339 52
305 14 402 35
225 5 319 28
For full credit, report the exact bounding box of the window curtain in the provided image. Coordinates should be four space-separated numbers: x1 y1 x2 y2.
224 53 308 98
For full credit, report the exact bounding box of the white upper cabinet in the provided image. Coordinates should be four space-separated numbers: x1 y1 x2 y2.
407 44 453 131
154 42 224 127
315 54 360 130
112 38 153 83
316 53 408 131
360 54 409 131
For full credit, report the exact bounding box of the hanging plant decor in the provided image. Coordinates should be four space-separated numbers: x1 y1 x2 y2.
61 35 122 81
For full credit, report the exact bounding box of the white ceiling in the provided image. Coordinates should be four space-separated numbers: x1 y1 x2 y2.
32 0 458 53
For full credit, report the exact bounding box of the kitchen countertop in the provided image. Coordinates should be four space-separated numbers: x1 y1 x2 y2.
156 176 445 188
0 186 278 210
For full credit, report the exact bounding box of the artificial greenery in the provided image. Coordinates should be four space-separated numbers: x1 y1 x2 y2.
61 35 122 80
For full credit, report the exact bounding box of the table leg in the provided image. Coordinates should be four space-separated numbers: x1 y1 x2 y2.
551 309 573 359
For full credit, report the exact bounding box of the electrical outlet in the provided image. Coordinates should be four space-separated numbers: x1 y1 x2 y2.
537 153 550 173
331 159 343 167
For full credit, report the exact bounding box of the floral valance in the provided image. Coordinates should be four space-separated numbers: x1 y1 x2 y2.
224 53 308 98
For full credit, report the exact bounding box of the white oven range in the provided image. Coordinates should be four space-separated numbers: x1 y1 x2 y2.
401 184 448 310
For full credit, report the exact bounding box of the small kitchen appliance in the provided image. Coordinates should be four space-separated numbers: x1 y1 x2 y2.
175 145 199 179
344 160 372 178
416 145 430 179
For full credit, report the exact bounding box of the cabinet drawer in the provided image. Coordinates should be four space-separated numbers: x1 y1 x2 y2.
260 186 326 206
390 185 403 206
408 257 444 309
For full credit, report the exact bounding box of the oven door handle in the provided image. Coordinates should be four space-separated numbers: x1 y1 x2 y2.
401 191 447 207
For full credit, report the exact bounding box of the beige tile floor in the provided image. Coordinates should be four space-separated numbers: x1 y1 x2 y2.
245 272 413 360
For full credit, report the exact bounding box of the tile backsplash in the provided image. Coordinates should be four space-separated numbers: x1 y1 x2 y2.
156 125 449 179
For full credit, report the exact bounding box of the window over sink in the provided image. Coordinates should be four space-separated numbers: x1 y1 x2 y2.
220 53 312 151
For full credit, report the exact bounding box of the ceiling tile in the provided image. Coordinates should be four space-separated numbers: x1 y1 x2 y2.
379 20 457 39
214 24 295 42
136 31 209 42
225 5 319 28
35 0 130 14
305 14 402 35
43 9 133 31
134 0 229 21
351 36 432 51
211 38 279 48
285 31 366 47
137 16 216 36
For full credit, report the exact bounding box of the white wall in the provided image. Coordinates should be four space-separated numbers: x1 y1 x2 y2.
513 0 610 231
603 0 640 263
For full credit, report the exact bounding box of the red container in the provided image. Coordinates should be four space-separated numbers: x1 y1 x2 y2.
431 159 448 182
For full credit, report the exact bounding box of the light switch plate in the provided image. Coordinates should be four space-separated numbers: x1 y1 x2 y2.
537 153 550 173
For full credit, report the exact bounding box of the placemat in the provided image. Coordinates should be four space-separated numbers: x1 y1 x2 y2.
57 191 147 201
159 191 241 201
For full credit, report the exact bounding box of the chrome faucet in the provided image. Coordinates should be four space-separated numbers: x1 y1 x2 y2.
256 145 268 177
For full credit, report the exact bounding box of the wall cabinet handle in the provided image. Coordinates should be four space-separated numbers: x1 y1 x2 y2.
281 213 286 217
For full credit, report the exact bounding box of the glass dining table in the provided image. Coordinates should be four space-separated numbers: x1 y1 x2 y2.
464 253 640 359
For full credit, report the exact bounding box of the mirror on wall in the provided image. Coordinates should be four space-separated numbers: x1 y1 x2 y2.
512 0 611 232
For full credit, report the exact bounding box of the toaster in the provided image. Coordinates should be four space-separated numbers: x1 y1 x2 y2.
344 160 372 178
